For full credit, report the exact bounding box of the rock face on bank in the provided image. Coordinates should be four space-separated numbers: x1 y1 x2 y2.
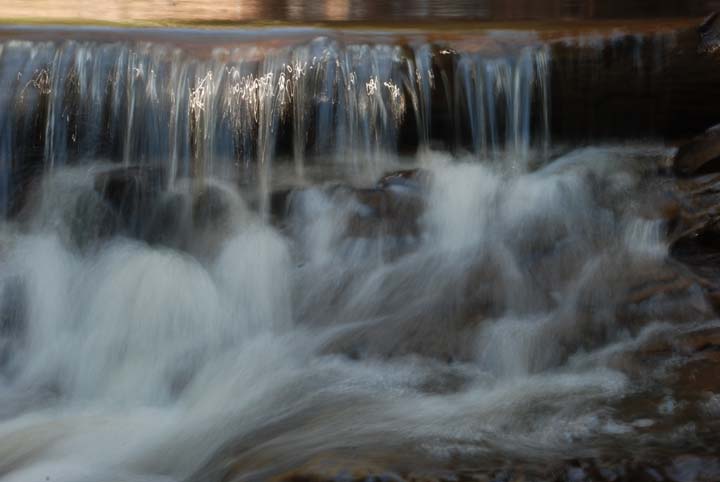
670 123 720 289
700 12 720 55
673 124 720 176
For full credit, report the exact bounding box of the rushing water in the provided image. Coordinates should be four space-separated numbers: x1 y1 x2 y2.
0 33 554 217
0 27 716 482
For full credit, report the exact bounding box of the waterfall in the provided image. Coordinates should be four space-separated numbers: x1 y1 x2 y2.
0 23 715 482
0 34 552 216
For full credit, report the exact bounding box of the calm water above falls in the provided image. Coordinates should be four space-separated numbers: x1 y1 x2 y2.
0 23 719 482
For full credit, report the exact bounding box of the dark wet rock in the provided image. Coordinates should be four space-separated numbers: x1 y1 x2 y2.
192 184 236 233
144 181 248 258
699 13 720 55
666 455 720 482
261 456 720 482
144 191 189 248
188 183 250 259
64 189 119 252
345 169 428 240
608 325 720 450
616 259 715 326
270 188 294 220
376 169 428 191
283 171 427 261
673 125 720 176
663 173 720 312
671 327 720 356
618 326 720 369
94 165 166 237
270 457 405 482
348 186 423 239
0 277 26 368
670 228 720 282
669 350 720 395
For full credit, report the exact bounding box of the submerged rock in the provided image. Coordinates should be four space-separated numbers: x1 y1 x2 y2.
67 189 120 252
617 260 715 326
376 169 428 191
191 183 238 233
664 172 720 313
253 454 720 482
189 182 250 259
270 457 405 482
94 165 166 237
270 188 294 221
144 180 251 259
144 191 190 249
673 124 720 176
281 169 428 255
348 169 428 240
609 324 720 451
93 169 250 259
347 186 423 239
0 277 26 368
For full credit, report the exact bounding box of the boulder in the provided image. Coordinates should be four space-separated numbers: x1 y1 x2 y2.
270 188 293 221
281 170 427 243
699 12 720 55
191 184 236 233
376 169 428 191
616 261 716 325
64 189 119 252
94 165 166 237
666 173 720 301
144 180 249 258
348 187 423 239
143 191 189 249
345 169 428 240
673 124 720 176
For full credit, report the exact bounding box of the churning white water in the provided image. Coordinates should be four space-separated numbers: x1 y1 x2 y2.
0 143 707 481
0 22 712 481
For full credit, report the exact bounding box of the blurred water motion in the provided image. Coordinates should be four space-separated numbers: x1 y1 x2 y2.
2 0 717 23
1 2 720 482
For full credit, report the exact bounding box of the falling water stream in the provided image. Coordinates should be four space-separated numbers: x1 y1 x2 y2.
0 26 716 482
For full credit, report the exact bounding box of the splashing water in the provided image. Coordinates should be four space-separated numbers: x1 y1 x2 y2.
0 144 710 481
0 33 554 216
0 28 713 482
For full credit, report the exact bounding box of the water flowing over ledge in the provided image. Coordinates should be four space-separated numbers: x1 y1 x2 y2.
0 33 553 215
2 23 715 218
1 21 720 482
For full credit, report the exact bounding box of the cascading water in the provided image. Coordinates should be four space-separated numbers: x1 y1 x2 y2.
0 33 552 215
0 25 717 482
